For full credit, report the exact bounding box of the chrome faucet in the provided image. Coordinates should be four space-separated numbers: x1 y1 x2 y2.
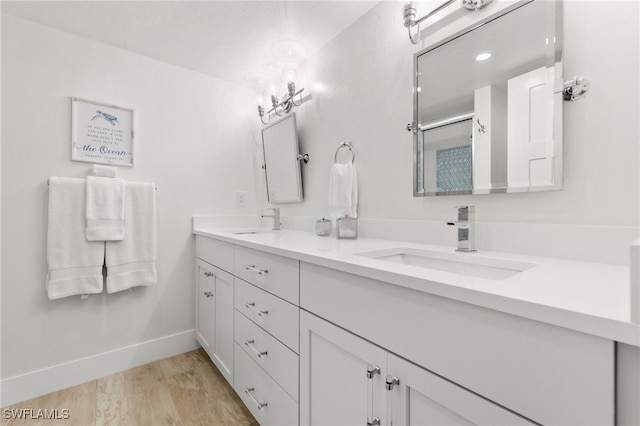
446 206 476 252
261 208 281 231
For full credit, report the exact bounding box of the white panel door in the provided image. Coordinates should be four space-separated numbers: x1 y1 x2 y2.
300 311 386 426
507 66 558 191
387 353 535 426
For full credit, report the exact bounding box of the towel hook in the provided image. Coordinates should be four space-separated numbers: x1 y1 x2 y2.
334 142 355 164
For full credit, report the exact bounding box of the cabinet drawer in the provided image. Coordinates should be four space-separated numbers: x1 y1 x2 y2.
300 262 614 426
235 245 299 304
196 236 234 273
234 342 298 426
235 278 299 353
235 310 299 401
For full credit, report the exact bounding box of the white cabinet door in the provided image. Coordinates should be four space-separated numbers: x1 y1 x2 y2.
212 266 234 385
195 259 215 355
387 353 535 426
195 259 234 385
300 311 386 426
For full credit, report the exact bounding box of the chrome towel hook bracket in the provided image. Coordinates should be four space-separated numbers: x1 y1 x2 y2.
563 76 591 101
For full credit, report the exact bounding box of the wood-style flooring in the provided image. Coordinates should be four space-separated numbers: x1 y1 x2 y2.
2 349 258 426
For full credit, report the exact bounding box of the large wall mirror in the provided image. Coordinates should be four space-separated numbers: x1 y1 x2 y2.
262 113 304 203
413 0 563 196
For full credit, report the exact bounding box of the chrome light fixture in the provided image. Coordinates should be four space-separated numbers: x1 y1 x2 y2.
403 0 494 45
257 81 305 125
462 0 494 11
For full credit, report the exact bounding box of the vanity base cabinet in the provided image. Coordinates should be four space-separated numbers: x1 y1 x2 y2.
234 342 298 426
300 311 534 426
195 259 234 385
300 262 614 426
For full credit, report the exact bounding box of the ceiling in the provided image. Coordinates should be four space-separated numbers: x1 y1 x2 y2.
2 1 379 92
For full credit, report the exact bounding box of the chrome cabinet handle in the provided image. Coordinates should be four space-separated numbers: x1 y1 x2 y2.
366 365 381 379
386 376 400 426
366 365 381 426
245 302 268 316
385 375 400 391
244 339 268 358
204 271 214 277
203 291 214 298
244 264 268 275
244 387 268 410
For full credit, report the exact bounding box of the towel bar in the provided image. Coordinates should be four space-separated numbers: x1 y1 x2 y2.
334 141 355 164
46 178 157 190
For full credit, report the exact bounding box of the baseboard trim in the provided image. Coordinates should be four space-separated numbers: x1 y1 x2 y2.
1 329 199 407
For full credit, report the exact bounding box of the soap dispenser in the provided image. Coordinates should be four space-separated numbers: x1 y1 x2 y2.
315 218 332 236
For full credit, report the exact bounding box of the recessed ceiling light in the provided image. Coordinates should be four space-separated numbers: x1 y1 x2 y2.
475 52 492 61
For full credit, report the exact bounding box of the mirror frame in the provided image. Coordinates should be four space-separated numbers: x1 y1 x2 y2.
262 113 304 203
412 0 564 197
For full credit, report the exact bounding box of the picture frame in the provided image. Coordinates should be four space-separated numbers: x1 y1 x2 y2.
71 97 135 166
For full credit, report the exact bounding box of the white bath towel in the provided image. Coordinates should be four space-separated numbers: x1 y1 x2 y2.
328 162 358 218
92 164 118 178
86 176 125 241
105 182 157 293
46 177 105 300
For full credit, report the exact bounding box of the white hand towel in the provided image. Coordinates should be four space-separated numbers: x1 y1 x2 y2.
328 162 358 218
86 176 125 241
46 177 105 300
92 164 118 178
105 182 157 293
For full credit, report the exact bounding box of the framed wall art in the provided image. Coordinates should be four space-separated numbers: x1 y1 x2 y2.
71 97 135 166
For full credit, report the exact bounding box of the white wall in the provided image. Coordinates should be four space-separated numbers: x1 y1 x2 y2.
0 14 258 403
266 1 639 264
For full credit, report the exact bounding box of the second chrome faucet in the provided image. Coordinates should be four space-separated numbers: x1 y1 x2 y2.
446 205 476 252
261 208 281 231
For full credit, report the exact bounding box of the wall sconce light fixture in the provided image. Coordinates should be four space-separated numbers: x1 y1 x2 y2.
257 81 305 125
403 0 494 45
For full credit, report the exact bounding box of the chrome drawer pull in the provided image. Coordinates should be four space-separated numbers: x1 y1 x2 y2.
244 264 268 275
204 272 214 277
244 387 268 410
245 302 269 316
244 339 268 358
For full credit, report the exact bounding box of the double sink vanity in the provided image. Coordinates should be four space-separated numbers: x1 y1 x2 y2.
193 220 638 426
189 2 638 424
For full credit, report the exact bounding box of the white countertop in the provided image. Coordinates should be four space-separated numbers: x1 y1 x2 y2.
193 225 640 346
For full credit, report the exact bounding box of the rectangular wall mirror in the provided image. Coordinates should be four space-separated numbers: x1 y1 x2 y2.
413 0 563 196
262 113 304 203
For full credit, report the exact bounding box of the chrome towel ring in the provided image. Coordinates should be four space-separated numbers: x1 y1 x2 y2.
334 142 355 164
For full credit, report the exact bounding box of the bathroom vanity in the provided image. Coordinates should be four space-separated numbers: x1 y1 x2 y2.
193 224 638 426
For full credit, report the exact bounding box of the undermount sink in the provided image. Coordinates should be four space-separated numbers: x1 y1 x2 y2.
230 229 271 235
355 247 535 280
